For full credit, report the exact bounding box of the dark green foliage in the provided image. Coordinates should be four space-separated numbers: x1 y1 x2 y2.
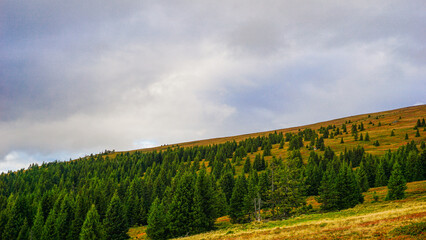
263 140 272 156
192 169 215 233
41 209 57 240
146 198 167 240
17 218 29 240
335 163 364 209
405 133 409 139
80 204 105 240
279 139 284 149
289 135 304 150
386 162 407 200
391 129 395 136
390 221 426 236
243 157 251 173
317 167 339 211
340 137 344 144
364 132 370 141
219 172 234 204
375 161 388 187
373 140 380 146
415 129 420 137
31 203 44 240
55 194 74 240
229 174 248 223
103 192 128 240
167 172 194 237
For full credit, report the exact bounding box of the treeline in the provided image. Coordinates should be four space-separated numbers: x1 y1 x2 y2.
0 129 425 240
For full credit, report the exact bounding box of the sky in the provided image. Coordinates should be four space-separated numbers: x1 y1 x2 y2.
0 0 425 172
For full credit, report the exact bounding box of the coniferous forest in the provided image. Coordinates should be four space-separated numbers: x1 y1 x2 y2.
1 117 426 240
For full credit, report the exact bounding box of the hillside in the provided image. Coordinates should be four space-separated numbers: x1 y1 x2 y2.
0 105 425 240
111 104 426 158
130 181 426 240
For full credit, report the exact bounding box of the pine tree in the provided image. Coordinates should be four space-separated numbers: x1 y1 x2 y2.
192 169 215 233
335 163 363 209
103 192 129 240
365 132 370 141
243 157 251 173
167 172 195 237
125 180 140 227
405 133 409 139
55 194 74 240
219 171 234 205
17 218 29 240
386 162 407 200
415 129 420 137
391 130 395 136
41 209 57 240
317 166 339 211
229 174 248 223
31 203 44 240
375 161 387 187
146 198 167 240
340 137 344 144
279 139 284 149
80 204 105 240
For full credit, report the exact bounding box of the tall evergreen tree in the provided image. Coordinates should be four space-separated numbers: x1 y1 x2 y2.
335 163 363 209
386 162 407 200
317 166 339 211
167 172 195 237
41 209 57 240
80 204 105 240
375 161 387 187
31 203 44 240
103 192 128 240
55 194 74 240
146 198 167 240
229 174 248 223
243 157 251 173
17 218 29 240
219 171 234 205
192 169 215 233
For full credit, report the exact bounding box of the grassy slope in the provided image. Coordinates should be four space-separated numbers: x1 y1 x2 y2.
110 105 426 159
129 181 426 240
126 105 426 239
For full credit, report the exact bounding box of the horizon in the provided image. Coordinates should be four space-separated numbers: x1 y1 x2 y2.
1 0 425 172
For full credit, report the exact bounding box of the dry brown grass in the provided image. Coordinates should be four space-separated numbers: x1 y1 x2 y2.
129 181 426 240
108 105 426 160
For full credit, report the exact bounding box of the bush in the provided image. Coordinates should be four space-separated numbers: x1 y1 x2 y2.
390 221 426 236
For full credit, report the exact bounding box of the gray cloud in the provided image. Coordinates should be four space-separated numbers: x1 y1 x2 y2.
1 0 425 172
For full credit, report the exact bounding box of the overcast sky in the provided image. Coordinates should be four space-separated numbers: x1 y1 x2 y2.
0 0 425 172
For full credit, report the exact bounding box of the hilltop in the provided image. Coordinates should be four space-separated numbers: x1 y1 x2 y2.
0 105 425 240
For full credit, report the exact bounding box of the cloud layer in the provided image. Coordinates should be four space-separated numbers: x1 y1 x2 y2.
1 0 425 172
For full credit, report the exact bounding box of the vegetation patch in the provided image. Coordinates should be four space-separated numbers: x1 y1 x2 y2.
390 221 426 236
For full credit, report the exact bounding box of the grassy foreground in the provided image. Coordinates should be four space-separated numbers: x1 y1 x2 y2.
129 180 426 240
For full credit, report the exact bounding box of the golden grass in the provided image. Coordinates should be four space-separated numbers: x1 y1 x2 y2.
168 181 426 240
108 105 426 160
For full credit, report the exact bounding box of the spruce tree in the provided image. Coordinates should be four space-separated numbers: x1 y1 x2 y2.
415 129 420 137
335 163 363 209
103 192 128 240
386 162 407 200
317 166 339 211
146 198 167 240
31 203 44 240
365 132 370 141
391 129 395 136
375 161 387 187
167 172 195 237
405 133 409 139
55 194 74 240
243 157 251 173
17 218 29 240
192 169 215 233
229 174 248 223
80 204 105 240
219 171 234 205
41 209 57 240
